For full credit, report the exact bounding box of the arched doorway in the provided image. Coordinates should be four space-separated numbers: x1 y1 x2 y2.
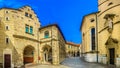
69 51 72 57
42 45 52 63
105 37 118 65
68 51 70 57
23 45 35 64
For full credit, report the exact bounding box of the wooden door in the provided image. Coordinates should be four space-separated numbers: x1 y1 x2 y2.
109 48 115 65
24 57 33 64
4 54 11 68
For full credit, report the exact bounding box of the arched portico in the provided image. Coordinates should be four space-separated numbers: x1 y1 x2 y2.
42 45 52 64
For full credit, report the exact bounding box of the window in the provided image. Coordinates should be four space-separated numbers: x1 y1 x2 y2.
30 14 32 18
5 11 8 13
83 33 85 36
25 25 29 33
108 2 113 6
6 37 9 44
28 8 30 11
25 25 33 35
90 18 95 22
30 26 33 34
68 45 71 49
6 17 9 21
5 26 9 30
25 12 29 17
91 28 95 50
44 31 49 38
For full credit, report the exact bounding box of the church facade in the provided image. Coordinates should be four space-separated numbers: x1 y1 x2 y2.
81 0 120 67
98 0 120 66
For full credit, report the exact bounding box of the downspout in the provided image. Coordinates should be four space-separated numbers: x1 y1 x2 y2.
95 13 98 63
37 28 40 63
51 25 53 64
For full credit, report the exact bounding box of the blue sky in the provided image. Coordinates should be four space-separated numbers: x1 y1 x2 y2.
0 0 98 44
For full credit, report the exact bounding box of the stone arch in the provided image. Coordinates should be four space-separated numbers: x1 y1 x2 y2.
23 45 35 64
77 51 80 57
71 51 74 57
89 26 95 30
68 51 71 57
73 51 76 57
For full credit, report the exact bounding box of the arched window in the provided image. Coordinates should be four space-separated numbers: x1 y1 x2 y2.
91 28 95 50
44 31 49 38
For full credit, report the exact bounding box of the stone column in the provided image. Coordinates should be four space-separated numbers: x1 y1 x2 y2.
46 53 48 62
44 53 46 62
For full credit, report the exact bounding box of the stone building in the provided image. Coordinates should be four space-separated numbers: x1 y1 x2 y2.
66 42 80 57
80 13 98 62
81 0 120 67
0 6 66 68
0 6 40 67
39 24 66 65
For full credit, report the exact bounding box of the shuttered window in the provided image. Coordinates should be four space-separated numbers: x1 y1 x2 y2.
25 25 29 33
30 26 33 34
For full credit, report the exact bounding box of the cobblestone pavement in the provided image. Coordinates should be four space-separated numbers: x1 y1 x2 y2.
27 57 116 68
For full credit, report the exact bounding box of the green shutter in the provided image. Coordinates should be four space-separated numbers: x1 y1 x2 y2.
25 25 29 33
30 26 33 34
44 31 49 38
45 35 49 38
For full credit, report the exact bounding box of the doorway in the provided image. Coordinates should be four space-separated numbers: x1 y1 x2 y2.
42 45 52 63
4 54 11 68
109 48 115 65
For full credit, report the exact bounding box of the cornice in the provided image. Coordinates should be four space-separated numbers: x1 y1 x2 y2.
13 35 40 42
98 0 109 7
98 4 120 17
40 38 58 44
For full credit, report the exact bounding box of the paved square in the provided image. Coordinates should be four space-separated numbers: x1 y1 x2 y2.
26 57 116 68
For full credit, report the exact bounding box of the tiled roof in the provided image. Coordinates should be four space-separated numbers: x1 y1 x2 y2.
66 42 80 47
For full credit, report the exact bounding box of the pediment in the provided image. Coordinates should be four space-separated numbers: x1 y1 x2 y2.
105 37 118 45
104 14 116 19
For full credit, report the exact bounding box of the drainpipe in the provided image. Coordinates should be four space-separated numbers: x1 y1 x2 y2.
95 13 98 63
51 25 53 64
